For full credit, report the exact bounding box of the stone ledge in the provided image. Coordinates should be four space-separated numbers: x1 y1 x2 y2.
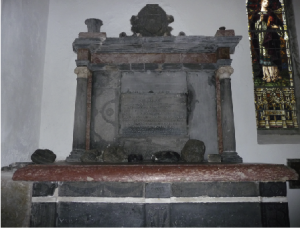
12 163 298 183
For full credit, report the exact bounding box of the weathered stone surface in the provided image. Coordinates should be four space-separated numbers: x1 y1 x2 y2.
287 159 300 188
102 145 127 163
128 154 143 162
121 137 188 160
221 152 243 163
172 182 259 197
59 182 101 197
145 183 171 198
1 162 32 172
119 93 187 137
90 71 120 150
57 202 145 227
59 182 144 197
66 149 85 162
170 203 262 227
85 18 103 33
77 49 90 60
151 151 181 163
207 154 221 163
78 32 106 39
91 53 216 64
93 36 242 54
121 71 187 93
259 182 287 197
261 203 290 227
216 47 230 59
102 182 144 197
13 164 299 183
215 29 235 37
131 4 173 37
31 149 56 164
146 204 170 227
1 172 32 227
187 71 219 155
32 182 57 197
181 139 205 163
80 149 103 162
30 203 56 227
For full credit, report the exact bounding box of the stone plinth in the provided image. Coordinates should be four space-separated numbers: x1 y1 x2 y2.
13 163 298 182
10 163 298 227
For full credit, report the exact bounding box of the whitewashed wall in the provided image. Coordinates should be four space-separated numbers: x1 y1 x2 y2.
1 0 49 167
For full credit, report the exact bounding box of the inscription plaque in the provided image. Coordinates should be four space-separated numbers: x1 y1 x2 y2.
120 93 187 136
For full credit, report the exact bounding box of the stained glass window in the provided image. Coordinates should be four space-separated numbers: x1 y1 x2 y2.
246 0 298 129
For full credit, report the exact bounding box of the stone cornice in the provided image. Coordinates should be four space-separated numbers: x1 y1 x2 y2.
73 36 242 54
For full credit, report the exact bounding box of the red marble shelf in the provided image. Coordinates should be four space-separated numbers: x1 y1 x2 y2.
12 163 298 183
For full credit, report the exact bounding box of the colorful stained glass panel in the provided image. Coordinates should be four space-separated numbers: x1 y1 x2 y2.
246 0 298 129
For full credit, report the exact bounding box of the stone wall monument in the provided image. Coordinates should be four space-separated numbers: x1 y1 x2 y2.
66 4 243 163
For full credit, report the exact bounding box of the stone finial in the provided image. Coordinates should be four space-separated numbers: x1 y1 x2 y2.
74 67 91 79
119 32 127 38
85 18 103 33
131 4 174 36
215 66 234 79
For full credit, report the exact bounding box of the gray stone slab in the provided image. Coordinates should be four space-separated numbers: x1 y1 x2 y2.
145 63 159 71
59 182 144 197
146 204 170 227
59 182 101 197
187 71 218 156
172 182 260 197
91 72 120 149
170 203 262 227
261 203 290 227
119 93 187 137
131 63 145 71
30 203 56 227
121 71 187 93
57 202 145 227
72 78 87 150
259 182 287 197
121 137 188 160
94 36 242 54
145 183 171 198
182 63 203 70
93 71 120 89
207 154 221 163
162 63 182 70
102 182 144 197
32 182 57 197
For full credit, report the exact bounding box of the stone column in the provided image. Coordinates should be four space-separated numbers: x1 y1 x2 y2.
72 67 91 151
216 66 243 163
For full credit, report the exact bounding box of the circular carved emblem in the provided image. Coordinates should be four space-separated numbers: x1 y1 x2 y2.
131 4 174 36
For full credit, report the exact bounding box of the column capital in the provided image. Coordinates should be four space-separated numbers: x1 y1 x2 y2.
216 66 234 79
74 67 91 79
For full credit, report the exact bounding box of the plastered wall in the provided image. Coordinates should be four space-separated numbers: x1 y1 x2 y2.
1 0 49 167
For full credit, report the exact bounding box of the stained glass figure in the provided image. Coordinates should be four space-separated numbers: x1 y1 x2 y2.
246 0 298 129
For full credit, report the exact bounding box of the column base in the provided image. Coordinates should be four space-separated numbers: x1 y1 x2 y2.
65 149 86 162
221 152 243 163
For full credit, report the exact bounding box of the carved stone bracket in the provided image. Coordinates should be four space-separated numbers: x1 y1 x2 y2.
74 67 91 79
216 66 234 79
